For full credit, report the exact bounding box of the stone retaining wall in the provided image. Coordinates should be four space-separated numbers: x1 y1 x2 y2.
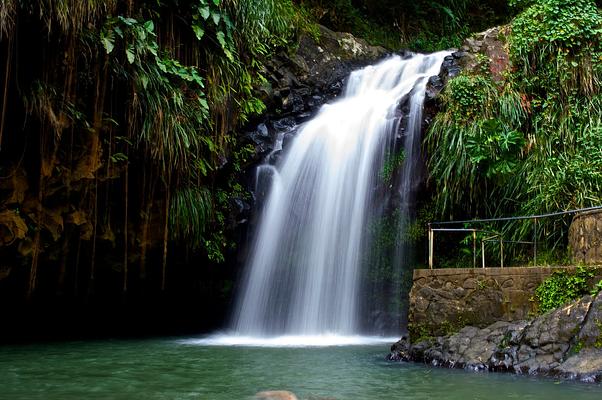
408 266 601 339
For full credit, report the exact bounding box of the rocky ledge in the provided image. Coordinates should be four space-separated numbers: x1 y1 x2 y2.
389 292 602 383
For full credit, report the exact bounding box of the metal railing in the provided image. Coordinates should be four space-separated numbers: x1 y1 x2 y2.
427 206 602 269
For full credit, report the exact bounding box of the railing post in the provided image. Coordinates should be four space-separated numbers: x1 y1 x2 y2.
533 218 538 266
428 224 433 269
500 237 504 268
481 240 485 268
473 230 476 269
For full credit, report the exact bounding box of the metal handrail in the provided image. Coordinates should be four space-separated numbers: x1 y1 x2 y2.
430 206 602 226
427 205 602 269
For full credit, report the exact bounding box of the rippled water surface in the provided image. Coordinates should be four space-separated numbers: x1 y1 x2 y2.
1 337 601 400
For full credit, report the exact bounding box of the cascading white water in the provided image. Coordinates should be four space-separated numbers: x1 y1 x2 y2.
231 52 448 340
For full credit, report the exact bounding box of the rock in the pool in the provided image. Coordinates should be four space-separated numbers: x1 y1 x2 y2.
255 390 298 400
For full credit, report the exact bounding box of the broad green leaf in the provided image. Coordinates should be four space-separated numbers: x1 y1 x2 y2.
192 24 205 40
101 34 114 54
156 59 167 73
216 31 227 48
199 97 209 110
223 15 234 30
125 46 135 64
144 20 154 33
119 16 137 26
139 74 149 90
198 160 207 176
211 12 221 25
200 6 210 20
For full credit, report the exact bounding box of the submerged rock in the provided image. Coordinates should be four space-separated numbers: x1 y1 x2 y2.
389 292 602 382
255 390 298 400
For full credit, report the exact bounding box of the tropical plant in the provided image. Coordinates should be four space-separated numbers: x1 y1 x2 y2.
426 0 602 257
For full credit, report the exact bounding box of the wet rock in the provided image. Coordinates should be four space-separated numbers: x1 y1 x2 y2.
424 26 510 123
260 24 387 124
256 123 269 138
425 75 444 101
387 335 411 361
272 117 296 133
558 349 602 382
460 26 510 82
230 198 251 217
391 292 602 382
255 390 298 400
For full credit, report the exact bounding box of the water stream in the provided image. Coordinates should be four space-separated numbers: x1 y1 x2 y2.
231 52 449 340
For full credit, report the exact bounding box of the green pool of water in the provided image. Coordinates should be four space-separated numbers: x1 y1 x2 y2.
1 337 600 399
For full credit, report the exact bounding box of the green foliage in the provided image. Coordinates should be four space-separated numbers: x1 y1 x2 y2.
191 0 236 61
444 75 497 123
96 0 303 262
17 0 117 34
427 75 527 214
169 187 212 249
102 16 213 176
426 0 602 258
465 119 525 179
522 99 602 214
94 0 307 266
301 0 510 51
409 322 434 343
228 0 296 54
204 178 249 263
591 279 602 296
510 0 602 66
380 150 405 184
535 267 595 313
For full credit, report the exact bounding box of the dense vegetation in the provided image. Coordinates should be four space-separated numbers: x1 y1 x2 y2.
535 266 601 313
0 0 308 338
425 0 602 263
300 0 511 51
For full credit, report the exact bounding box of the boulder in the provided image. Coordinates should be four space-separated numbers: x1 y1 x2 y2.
255 390 298 400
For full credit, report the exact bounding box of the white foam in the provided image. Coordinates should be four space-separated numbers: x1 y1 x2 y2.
178 334 398 348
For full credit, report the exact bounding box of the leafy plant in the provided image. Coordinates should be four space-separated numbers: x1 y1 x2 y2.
169 187 213 249
380 150 405 184
426 0 602 262
535 266 595 313
591 279 602 296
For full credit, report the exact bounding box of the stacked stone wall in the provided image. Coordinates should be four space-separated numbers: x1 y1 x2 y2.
409 266 602 338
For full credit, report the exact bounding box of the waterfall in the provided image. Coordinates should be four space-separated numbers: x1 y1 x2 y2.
232 52 448 338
